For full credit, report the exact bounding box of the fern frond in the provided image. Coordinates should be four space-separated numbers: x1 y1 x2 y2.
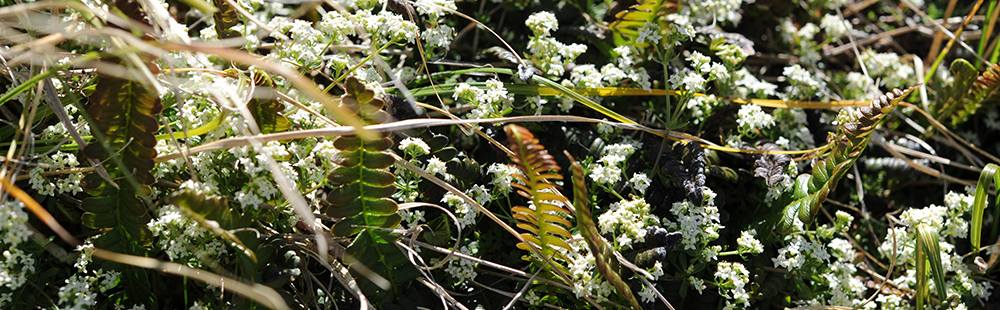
212 0 241 39
322 77 416 304
608 0 680 47
778 85 919 231
504 124 574 263
567 152 642 310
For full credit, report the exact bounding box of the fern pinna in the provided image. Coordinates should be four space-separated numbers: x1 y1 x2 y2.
776 85 919 232
323 77 416 304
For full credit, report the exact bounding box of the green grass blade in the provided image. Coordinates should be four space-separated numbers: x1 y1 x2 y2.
916 224 948 307
972 163 1000 252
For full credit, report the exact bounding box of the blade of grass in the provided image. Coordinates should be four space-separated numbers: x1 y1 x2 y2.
972 163 1000 252
915 224 948 308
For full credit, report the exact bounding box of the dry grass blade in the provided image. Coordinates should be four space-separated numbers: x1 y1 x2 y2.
91 249 290 310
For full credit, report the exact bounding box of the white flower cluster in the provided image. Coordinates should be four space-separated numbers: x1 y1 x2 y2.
874 197 995 306
733 68 779 98
681 0 744 26
821 260 867 306
597 197 658 249
357 10 419 44
27 152 84 196
819 14 850 40
487 163 520 195
147 203 229 263
317 11 356 42
735 104 775 134
0 200 36 293
685 94 719 125
782 64 827 100
668 51 730 94
453 79 512 120
441 192 477 229
635 21 662 45
859 50 915 89
898 191 974 239
525 11 587 76
662 188 723 258
413 0 455 20
413 0 456 50
662 14 696 47
266 18 327 65
629 173 652 195
777 18 823 65
714 261 751 308
589 143 636 186
772 235 830 270
772 108 816 150
736 230 764 255
57 275 97 310
441 241 478 283
398 137 431 156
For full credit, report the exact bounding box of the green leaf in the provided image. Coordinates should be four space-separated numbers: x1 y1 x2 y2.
971 163 999 253
915 224 947 309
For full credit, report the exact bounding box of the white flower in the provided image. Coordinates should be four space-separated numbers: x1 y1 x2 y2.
487 163 520 195
635 21 662 45
399 137 430 156
689 276 707 294
737 230 764 255
413 0 456 20
630 173 652 194
638 285 658 303
687 51 712 73
524 290 542 305
559 97 574 112
525 11 558 36
736 104 775 132
681 72 707 92
468 184 492 205
453 83 484 102
425 156 450 179
597 197 656 250
708 63 730 81
714 262 751 307
589 163 622 186
422 24 454 49
820 14 850 40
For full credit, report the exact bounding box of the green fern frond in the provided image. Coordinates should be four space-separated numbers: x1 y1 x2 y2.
79 64 162 308
566 151 642 310
212 0 240 39
778 85 920 232
504 124 575 264
608 0 680 47
322 77 416 304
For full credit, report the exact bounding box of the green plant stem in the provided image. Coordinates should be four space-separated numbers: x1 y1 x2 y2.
977 0 999 68
327 40 394 91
